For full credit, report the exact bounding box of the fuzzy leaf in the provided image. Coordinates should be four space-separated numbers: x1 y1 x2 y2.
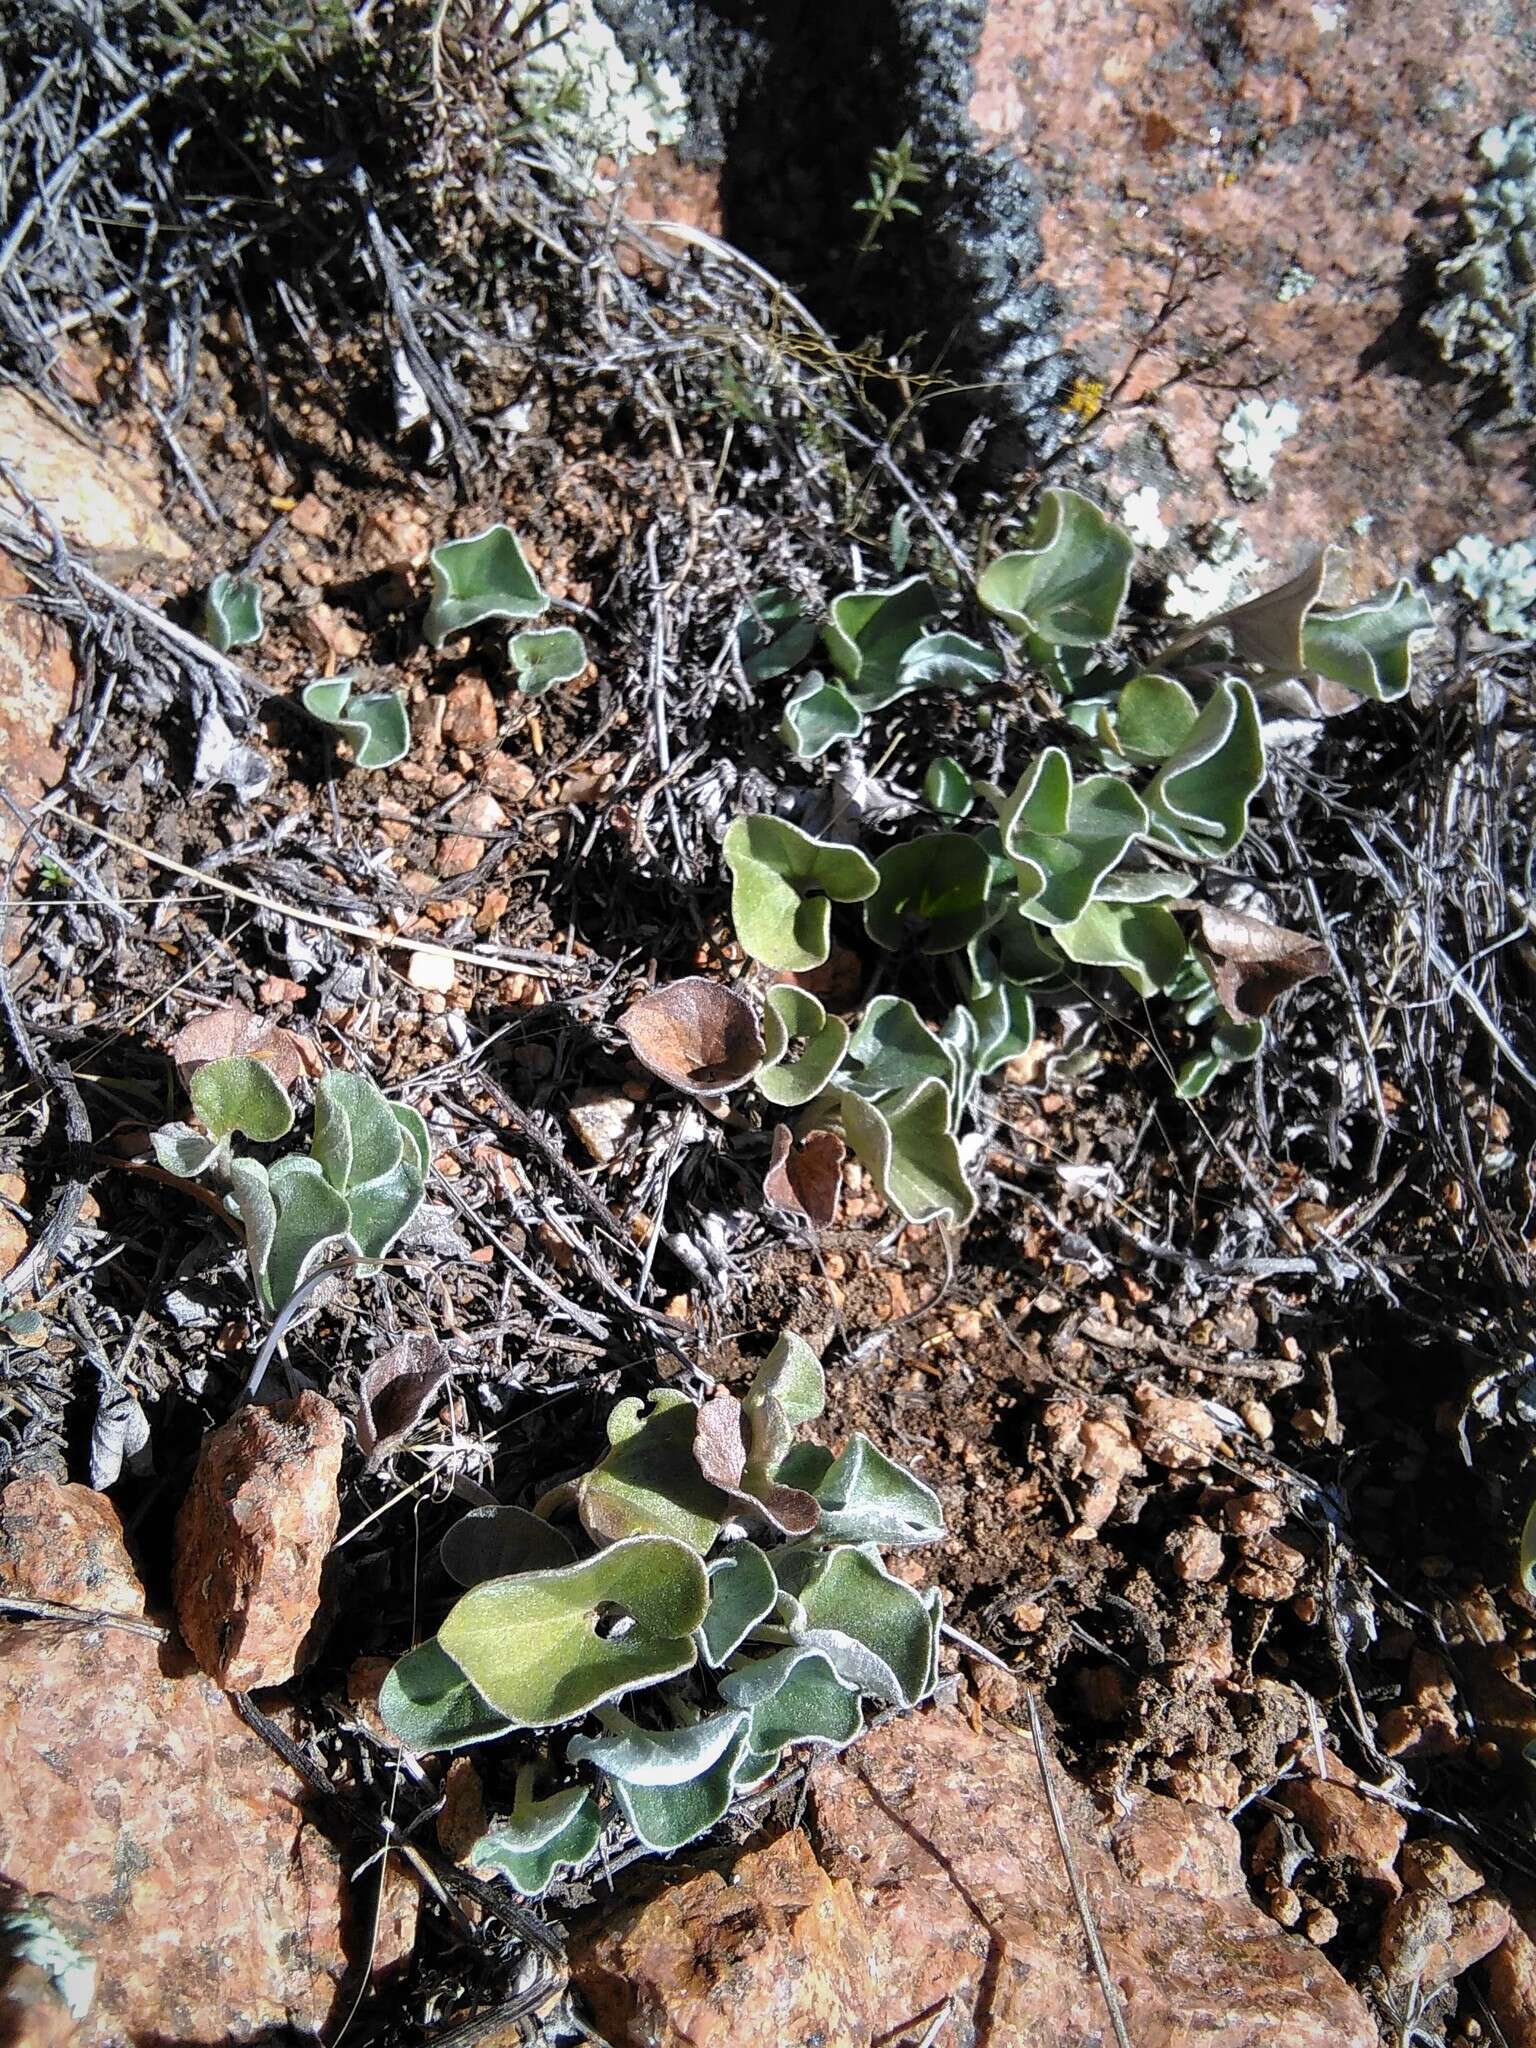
884 631 1003 709
620 977 764 1097
346 1159 426 1263
758 985 848 1108
1053 899 1189 998
470 1772 600 1896
509 625 586 696
441 1506 578 1586
977 488 1133 648
577 1391 728 1552
812 1434 945 1546
262 1155 353 1310
774 1545 941 1708
203 572 264 653
745 1332 825 1428
437 1534 709 1727
1302 581 1435 703
392 1103 433 1177
865 833 995 955
313 1070 404 1191
719 1645 865 1753
569 1708 751 1853
823 577 936 699
426 524 547 646
923 756 975 819
697 1541 779 1667
763 1124 845 1228
967 899 1072 1000
993 750 1147 927
301 677 411 769
189 1055 294 1143
693 1388 820 1535
968 982 1035 1077
838 1076 976 1229
1175 1016 1266 1099
379 1637 513 1752
739 587 819 682
152 1122 225 1178
779 671 863 759
842 995 958 1103
1144 680 1265 857
1111 673 1201 762
723 815 879 973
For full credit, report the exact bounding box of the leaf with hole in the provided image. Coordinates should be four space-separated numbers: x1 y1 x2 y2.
437 1534 709 1727
426 524 548 646
620 977 764 1097
509 624 586 696
977 488 1133 650
723 815 879 972
302 677 411 769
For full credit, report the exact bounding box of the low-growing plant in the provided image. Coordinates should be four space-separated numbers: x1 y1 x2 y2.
153 1029 429 1315
702 489 1434 1229
302 676 412 770
202 571 264 653
377 1334 945 1889
425 523 587 695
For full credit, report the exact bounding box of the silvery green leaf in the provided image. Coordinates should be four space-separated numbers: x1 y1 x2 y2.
923 755 975 818
757 984 849 1108
301 677 411 769
823 576 936 700
1302 581 1435 703
263 1154 353 1311
510 625 586 696
993 749 1147 926
772 1545 940 1708
968 982 1035 1077
152 1122 225 1178
391 1102 432 1176
723 814 879 973
744 1333 825 1428
865 833 994 955
426 524 548 646
838 1077 976 1230
719 1645 865 1753
576 1390 728 1553
470 1772 600 1896
697 1541 778 1667
842 994 959 1102
228 1159 277 1306
739 587 818 682
441 1506 578 1586
1053 899 1189 998
779 671 863 759
346 1159 427 1263
313 1069 404 1191
569 1708 751 1853
203 571 263 653
189 1055 294 1143
977 488 1133 648
379 1637 514 1752
1144 679 1265 857
812 1434 945 1546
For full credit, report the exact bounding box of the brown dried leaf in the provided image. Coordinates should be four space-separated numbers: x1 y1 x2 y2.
763 1123 845 1230
1197 552 1328 676
171 1003 310 1092
619 977 764 1097
1184 904 1331 1022
693 1387 819 1536
356 1334 453 1464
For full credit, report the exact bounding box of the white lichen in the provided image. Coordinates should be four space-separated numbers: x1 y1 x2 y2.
1423 111 1536 422
514 3 687 169
1163 520 1266 621
1119 484 1169 551
1430 532 1536 638
1276 265 1315 303
1217 397 1300 500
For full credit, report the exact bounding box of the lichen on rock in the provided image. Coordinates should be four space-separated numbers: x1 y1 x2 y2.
1423 111 1536 423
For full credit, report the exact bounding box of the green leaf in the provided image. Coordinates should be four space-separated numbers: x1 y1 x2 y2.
977 488 1134 649
1302 581 1435 703
313 1070 404 1191
228 1160 277 1307
938 1003 980 1120
151 1122 225 1178
874 631 1003 713
379 1638 514 1752
923 756 975 819
576 1391 728 1552
774 1545 941 1708
812 1434 945 1546
723 814 879 973
758 985 849 1108
837 1076 976 1229
438 1534 709 1728
263 1154 353 1310
346 1160 425 1263
1053 899 1190 998
1175 1016 1265 1099
966 898 1072 999
301 677 411 770
426 525 548 646
738 587 819 682
992 750 1147 926
470 1771 600 1896
568 1709 751 1853
745 1332 825 1428
842 995 958 1103
509 624 587 696
1521 1497 1536 1600
865 833 995 955
391 1103 432 1177
1112 673 1201 762
779 672 863 759
203 572 264 653
823 577 936 700
442 1506 578 1586
697 1541 779 1667
189 1055 294 1143
968 982 1035 1076
719 1645 865 1754
1144 680 1264 858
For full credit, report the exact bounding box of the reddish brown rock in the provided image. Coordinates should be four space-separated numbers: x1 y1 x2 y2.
0 392 189 562
971 0 1531 586
0 1475 144 1618
439 789 508 878
1380 1886 1510 1994
1484 1891 1536 2048
1279 1755 1407 1895
1402 1836 1484 1903
173 1391 344 1690
0 554 74 867
810 1707 1375 2048
1165 1520 1225 1584
1132 1383 1224 1470
568 1831 873 2048
1109 1791 1245 1900
440 672 498 750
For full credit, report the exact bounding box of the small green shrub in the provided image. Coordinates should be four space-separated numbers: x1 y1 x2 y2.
378 1334 945 1885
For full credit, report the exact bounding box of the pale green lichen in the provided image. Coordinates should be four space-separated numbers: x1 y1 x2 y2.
1423 112 1536 422
1430 532 1536 638
1120 484 1169 551
514 2 686 168
1163 520 1265 621
1217 398 1300 500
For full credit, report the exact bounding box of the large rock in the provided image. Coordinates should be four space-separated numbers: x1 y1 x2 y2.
0 1475 143 1618
172 1392 345 1690
0 1478 416 2045
0 553 74 867
0 391 188 561
971 0 1531 586
568 1706 1376 2048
